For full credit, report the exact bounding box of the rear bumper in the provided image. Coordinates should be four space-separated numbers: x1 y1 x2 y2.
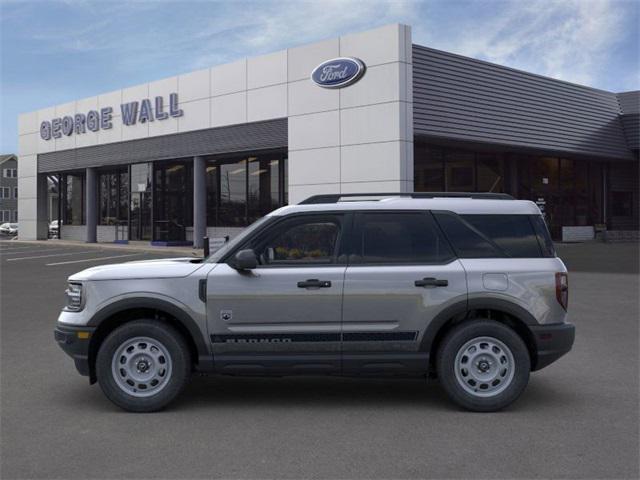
530 322 575 371
54 324 96 377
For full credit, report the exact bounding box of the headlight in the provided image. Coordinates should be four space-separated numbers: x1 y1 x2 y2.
64 283 83 311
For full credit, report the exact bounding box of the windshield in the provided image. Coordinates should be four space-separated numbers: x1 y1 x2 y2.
206 216 272 263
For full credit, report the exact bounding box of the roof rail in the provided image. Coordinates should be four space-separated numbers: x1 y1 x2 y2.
298 192 514 204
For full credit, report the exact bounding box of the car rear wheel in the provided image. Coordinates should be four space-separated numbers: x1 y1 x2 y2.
437 320 530 412
96 320 191 412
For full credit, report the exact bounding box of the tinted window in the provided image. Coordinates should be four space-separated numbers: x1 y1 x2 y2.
530 215 556 257
255 216 341 265
355 212 454 264
435 213 548 258
462 215 543 258
434 213 501 258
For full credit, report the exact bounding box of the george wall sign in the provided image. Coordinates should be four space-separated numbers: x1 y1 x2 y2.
40 93 184 140
311 57 366 89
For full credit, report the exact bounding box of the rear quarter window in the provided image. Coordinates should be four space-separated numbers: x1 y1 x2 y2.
434 213 553 258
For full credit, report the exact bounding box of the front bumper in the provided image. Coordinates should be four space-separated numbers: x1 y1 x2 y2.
54 324 96 377
530 322 575 371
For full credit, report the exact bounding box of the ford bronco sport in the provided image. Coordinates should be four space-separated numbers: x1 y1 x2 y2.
54 192 575 412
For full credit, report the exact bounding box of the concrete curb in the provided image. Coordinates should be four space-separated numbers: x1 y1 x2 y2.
5 239 204 256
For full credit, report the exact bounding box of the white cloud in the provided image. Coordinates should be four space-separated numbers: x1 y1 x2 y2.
414 0 636 89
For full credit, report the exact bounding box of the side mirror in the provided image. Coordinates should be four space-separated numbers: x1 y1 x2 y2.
233 249 258 270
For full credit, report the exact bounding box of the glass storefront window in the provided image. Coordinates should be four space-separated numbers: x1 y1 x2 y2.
414 145 444 191
445 151 475 191
62 173 84 225
477 154 503 192
207 151 287 227
98 169 128 225
154 161 192 241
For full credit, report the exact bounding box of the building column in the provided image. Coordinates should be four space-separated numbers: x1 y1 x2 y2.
85 167 97 243
193 156 206 248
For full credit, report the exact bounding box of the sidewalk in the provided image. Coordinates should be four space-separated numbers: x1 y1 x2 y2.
5 238 204 256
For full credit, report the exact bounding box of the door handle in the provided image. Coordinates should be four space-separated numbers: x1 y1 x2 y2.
297 279 332 289
415 277 448 287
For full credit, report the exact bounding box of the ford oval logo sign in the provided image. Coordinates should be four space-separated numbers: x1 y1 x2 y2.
311 57 366 89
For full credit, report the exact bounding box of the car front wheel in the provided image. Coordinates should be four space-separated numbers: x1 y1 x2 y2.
96 320 191 412
437 320 530 412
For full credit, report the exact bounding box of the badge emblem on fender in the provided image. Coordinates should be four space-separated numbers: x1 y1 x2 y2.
220 310 232 321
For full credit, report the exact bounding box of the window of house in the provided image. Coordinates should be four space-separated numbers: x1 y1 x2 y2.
12 211 18 222
1 210 9 222
354 212 454 264
3 169 17 178
0 187 9 199
13 187 18 199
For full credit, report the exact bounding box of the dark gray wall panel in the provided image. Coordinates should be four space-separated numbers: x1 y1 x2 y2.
413 45 633 160
38 119 287 173
617 91 639 114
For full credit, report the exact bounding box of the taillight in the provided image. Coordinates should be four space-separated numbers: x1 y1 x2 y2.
555 272 568 310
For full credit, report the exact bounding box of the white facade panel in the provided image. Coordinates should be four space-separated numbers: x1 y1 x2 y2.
18 132 38 156
289 183 340 204
177 98 210 133
247 50 287 89
288 79 339 116
339 62 402 109
247 84 287 122
17 154 37 178
121 117 149 141
97 119 123 144
149 76 178 99
211 59 246 96
149 111 180 137
178 68 210 103
340 102 402 146
340 142 403 183
288 147 341 186
211 91 247 127
288 110 340 151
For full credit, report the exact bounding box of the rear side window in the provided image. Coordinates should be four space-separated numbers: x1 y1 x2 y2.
530 215 556 257
433 213 502 258
434 213 553 258
354 212 454 264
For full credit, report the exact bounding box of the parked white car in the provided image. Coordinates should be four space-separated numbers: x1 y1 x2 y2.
0 223 18 236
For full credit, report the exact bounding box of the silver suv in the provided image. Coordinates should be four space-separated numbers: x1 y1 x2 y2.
54 193 574 412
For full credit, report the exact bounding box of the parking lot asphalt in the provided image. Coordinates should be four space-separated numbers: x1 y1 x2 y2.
1 240 638 479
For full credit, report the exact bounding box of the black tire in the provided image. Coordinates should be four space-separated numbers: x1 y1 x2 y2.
96 320 191 412
436 320 530 412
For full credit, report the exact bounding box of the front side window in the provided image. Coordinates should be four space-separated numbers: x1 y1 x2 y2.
252 216 342 266
354 212 454 264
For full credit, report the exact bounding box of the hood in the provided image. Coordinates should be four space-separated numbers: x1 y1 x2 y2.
68 257 205 281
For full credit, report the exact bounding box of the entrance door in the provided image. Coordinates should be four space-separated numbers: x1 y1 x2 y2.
341 211 467 374
206 213 347 374
130 192 151 241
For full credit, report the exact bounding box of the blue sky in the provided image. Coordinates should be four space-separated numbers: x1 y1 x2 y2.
1 0 638 153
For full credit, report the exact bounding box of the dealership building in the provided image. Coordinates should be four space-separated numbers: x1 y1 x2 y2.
17 24 639 245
